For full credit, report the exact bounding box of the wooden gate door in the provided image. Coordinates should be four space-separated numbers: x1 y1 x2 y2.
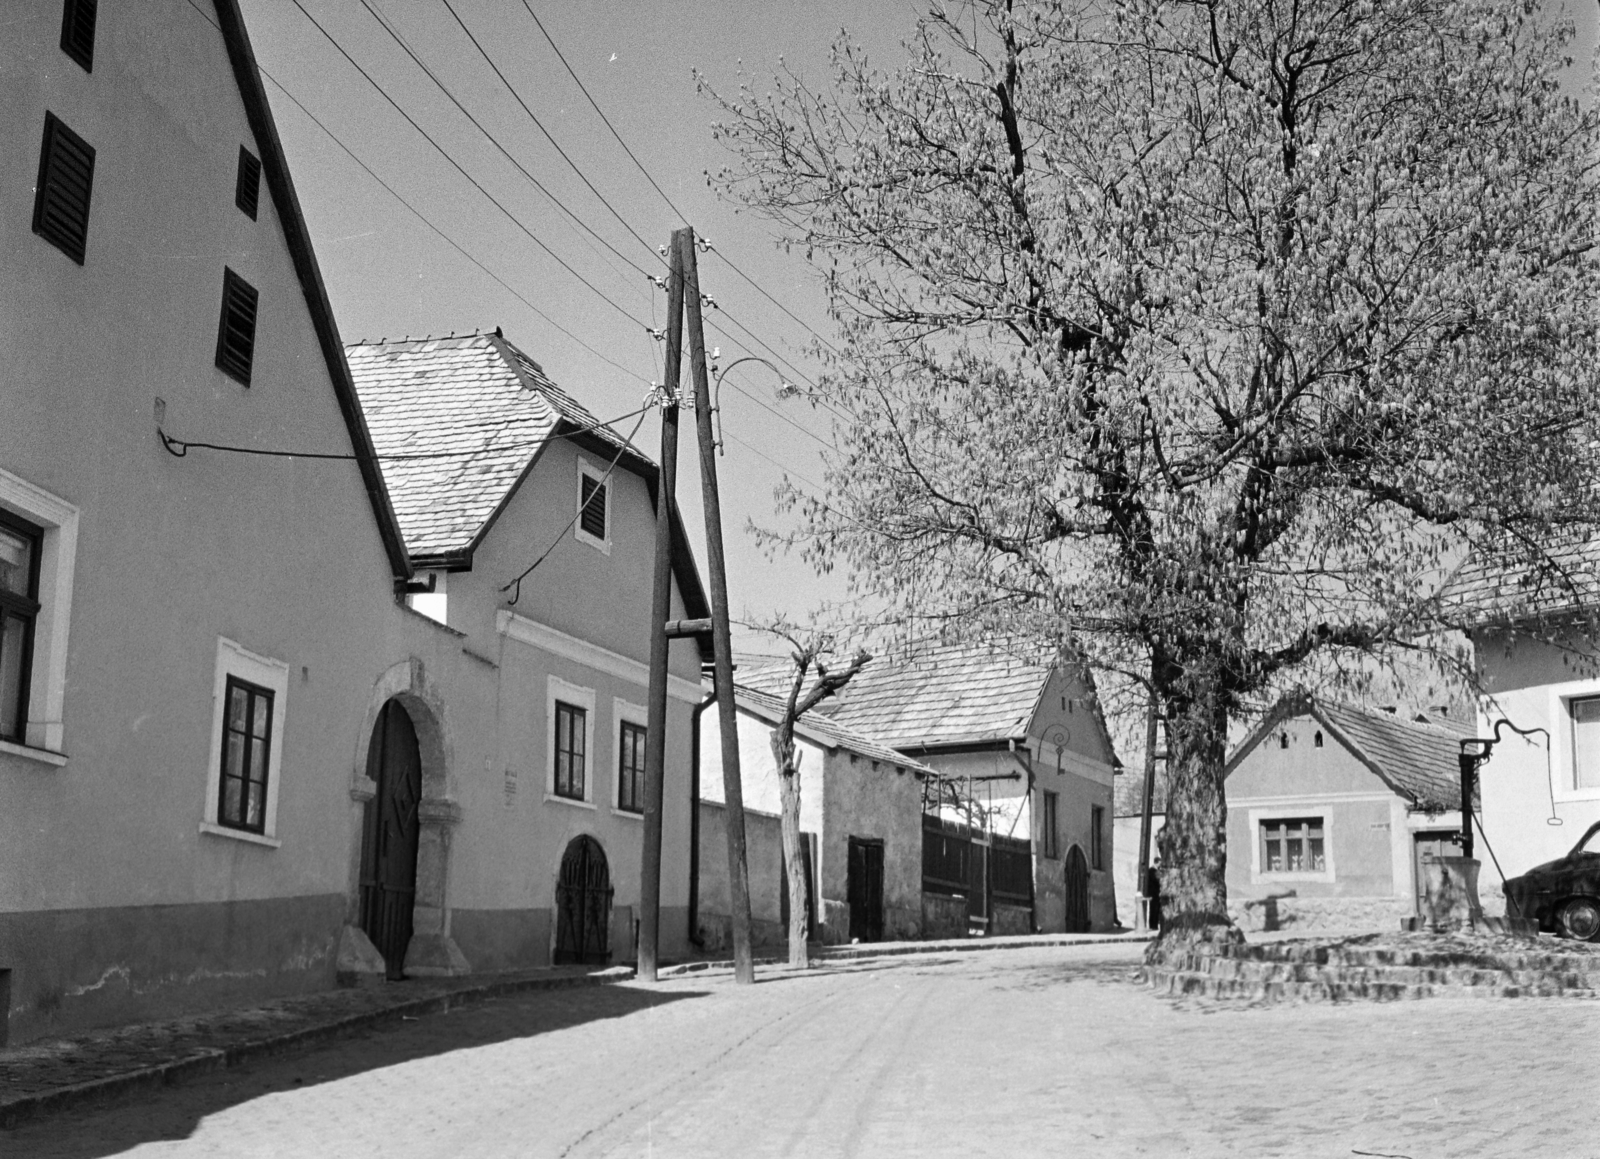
555 836 613 964
1064 845 1090 933
847 838 885 942
359 700 422 979
1413 831 1459 915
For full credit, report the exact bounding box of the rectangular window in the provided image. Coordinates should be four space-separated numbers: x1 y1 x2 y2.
215 267 259 385
578 472 607 541
1261 817 1325 873
1090 804 1105 870
1571 698 1600 790
33 113 95 265
235 146 261 220
0 512 43 744
59 0 97 72
218 676 273 834
1041 789 1059 859
554 701 586 800
618 720 646 813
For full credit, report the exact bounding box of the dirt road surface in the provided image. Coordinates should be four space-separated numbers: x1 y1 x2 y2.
7 943 1596 1158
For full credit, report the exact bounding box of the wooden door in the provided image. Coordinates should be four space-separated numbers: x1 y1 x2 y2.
359 700 422 979
847 837 885 943
555 836 613 964
1413 830 1459 915
1064 845 1090 933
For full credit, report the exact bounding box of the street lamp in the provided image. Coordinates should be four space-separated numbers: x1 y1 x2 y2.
708 353 799 455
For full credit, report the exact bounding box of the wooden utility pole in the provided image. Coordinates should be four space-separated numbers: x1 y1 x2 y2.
681 226 755 983
636 231 686 982
1135 689 1160 930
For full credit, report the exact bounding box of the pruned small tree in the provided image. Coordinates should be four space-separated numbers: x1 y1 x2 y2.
767 632 871 967
708 0 1600 957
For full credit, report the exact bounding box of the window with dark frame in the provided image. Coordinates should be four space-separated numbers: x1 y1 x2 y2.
215 267 259 385
59 0 97 72
1041 789 1059 859
218 676 273 833
578 472 607 541
0 512 43 746
554 701 586 800
32 113 95 265
618 720 646 813
1571 697 1600 790
235 146 261 220
1261 817 1325 873
1090 804 1105 870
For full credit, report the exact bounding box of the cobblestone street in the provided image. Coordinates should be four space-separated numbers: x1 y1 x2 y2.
8 943 1598 1158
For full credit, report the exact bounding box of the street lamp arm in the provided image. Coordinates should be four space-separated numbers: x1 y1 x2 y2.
707 355 796 456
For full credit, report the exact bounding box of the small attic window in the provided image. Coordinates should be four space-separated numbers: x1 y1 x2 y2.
32 113 95 265
1314 731 1324 748
574 458 611 552
59 0 97 72
235 146 261 220
215 268 259 386
1279 732 1289 749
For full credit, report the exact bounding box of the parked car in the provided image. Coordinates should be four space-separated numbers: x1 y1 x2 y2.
1502 820 1600 941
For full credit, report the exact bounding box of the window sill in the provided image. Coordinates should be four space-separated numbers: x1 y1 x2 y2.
1554 788 1600 804
1252 870 1334 884
544 793 596 811
0 738 69 767
613 807 645 821
199 821 282 849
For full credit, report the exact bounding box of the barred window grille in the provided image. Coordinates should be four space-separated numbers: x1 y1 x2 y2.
236 146 261 220
215 268 259 386
32 114 95 265
59 0 97 72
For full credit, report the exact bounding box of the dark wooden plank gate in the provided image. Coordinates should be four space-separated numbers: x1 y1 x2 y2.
359 700 422 979
555 835 613 964
847 837 885 942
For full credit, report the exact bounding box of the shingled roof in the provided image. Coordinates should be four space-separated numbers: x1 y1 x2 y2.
1227 695 1471 812
1441 534 1600 627
731 685 936 774
347 333 651 560
740 642 1060 751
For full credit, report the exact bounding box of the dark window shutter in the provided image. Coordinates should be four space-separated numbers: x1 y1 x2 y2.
59 0 96 72
215 268 260 386
235 146 261 220
579 474 606 540
32 113 95 265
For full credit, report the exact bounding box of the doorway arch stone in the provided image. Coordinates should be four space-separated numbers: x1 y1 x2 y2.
336 657 469 983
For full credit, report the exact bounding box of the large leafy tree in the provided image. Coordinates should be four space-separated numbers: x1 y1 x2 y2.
708 0 1600 950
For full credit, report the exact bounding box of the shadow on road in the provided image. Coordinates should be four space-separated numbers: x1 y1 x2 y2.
8 983 707 1159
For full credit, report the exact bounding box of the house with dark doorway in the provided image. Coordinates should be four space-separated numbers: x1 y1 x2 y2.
1224 695 1470 933
741 643 1123 936
696 684 934 947
345 333 712 979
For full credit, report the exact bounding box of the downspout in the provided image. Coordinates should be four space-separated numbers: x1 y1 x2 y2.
688 686 716 947
1013 739 1038 933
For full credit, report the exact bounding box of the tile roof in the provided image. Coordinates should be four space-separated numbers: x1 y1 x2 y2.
1441 534 1600 625
1229 695 1471 812
738 642 1053 751
732 685 936 774
346 333 648 558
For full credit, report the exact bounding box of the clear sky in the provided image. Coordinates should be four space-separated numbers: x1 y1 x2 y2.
235 0 1597 660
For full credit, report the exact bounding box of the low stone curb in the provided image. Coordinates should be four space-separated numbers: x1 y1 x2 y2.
818 932 1154 963
0 968 630 1130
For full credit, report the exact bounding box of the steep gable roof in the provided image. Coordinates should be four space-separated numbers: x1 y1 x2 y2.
740 642 1054 751
731 685 936 775
1227 695 1470 812
212 0 408 577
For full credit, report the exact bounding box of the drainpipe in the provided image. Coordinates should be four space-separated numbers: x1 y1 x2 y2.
688 686 716 947
1013 739 1038 933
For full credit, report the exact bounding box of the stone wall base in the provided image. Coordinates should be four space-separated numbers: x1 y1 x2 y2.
1231 894 1414 934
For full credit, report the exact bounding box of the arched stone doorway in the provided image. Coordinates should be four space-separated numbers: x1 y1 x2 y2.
337 658 468 984
1064 845 1091 933
359 700 422 979
554 836 612 965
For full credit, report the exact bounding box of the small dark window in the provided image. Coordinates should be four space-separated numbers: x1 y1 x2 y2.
235 146 261 220
1314 730 1324 748
215 268 259 385
0 511 43 745
554 701 586 800
1279 732 1289 749
59 0 97 72
618 720 646 813
219 676 274 833
578 472 607 541
32 113 95 265
1090 804 1105 870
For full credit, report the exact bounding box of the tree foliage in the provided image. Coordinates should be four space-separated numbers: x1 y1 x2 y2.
708 0 1600 949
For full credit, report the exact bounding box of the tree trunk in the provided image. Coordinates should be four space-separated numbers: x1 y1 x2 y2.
1148 676 1242 963
770 732 811 968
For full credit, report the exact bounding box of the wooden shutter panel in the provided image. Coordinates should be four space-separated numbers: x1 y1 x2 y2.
236 147 261 220
32 114 95 266
215 268 260 386
59 0 97 72
579 474 607 540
